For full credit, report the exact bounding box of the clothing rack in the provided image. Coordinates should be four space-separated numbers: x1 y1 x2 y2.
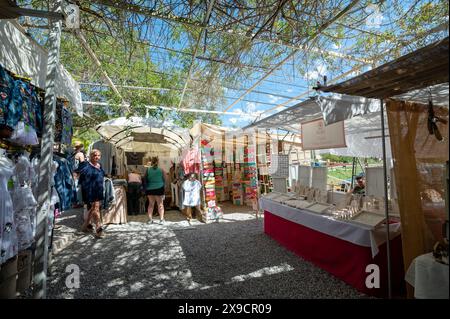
0 138 33 153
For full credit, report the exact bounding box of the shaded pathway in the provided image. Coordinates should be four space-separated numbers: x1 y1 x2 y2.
47 209 368 299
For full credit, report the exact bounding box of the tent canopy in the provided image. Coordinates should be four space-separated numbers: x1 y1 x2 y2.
390 83 449 107
243 93 389 158
95 116 191 157
318 37 449 99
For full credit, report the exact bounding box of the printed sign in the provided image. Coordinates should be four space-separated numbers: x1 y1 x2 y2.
301 118 346 150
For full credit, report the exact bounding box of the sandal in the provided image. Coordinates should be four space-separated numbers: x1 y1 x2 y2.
95 227 105 238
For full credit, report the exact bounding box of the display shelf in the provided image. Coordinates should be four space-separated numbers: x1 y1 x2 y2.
305 203 333 214
347 211 387 229
284 199 313 209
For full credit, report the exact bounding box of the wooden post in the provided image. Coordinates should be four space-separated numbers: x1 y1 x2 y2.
34 0 62 299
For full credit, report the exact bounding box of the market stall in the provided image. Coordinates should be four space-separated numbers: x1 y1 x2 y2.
1 18 81 298
182 122 309 221
260 197 404 297
318 37 449 298
94 116 191 220
244 90 407 297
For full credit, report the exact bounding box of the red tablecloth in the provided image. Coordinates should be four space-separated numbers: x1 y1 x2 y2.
264 210 405 298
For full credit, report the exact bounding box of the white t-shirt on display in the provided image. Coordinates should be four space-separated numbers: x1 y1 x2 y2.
182 179 202 207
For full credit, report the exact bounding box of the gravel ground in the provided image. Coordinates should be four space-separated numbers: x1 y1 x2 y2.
47 206 369 299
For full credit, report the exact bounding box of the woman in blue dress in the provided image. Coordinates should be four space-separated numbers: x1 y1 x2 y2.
78 149 105 238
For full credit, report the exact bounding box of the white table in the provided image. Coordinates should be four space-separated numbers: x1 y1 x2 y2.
260 198 400 257
260 197 405 297
405 253 449 299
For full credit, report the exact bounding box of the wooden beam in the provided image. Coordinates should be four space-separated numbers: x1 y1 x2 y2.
178 0 216 108
73 29 130 112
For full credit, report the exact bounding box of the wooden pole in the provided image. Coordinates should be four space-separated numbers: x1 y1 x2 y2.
34 0 62 299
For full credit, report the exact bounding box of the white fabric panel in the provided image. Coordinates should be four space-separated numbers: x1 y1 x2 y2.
311 167 327 190
318 111 392 158
260 198 401 257
119 141 179 158
391 83 449 107
0 20 83 117
298 165 312 187
365 167 386 197
317 93 380 125
405 252 449 299
288 165 298 187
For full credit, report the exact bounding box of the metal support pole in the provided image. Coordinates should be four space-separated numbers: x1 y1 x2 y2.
33 0 62 299
351 157 356 190
380 99 392 299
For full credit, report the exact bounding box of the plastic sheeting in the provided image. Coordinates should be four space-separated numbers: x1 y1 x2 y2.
0 20 83 117
245 94 391 158
317 93 380 125
318 111 392 158
390 83 449 107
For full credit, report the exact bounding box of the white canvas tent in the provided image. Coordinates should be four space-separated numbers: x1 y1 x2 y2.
95 116 191 158
244 93 391 158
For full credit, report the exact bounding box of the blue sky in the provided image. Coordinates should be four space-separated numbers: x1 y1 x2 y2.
136 1 397 128
21 0 442 128
20 0 448 128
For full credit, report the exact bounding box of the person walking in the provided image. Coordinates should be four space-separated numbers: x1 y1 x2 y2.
71 140 86 208
143 156 166 224
127 168 142 215
78 149 106 238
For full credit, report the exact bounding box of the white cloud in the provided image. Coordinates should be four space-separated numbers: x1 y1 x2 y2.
316 64 327 75
304 63 328 80
304 70 320 80
268 95 281 103
287 88 293 93
229 118 238 124
246 102 256 112
331 43 341 50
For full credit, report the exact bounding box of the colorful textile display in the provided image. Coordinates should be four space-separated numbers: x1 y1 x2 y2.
0 64 15 129
242 145 257 206
182 147 201 175
54 99 73 145
206 206 223 221
0 63 46 144
201 139 216 203
61 102 73 145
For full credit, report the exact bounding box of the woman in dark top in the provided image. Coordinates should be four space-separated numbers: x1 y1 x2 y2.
78 149 105 238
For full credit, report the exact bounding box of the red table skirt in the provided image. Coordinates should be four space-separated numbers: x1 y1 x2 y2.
264 211 405 298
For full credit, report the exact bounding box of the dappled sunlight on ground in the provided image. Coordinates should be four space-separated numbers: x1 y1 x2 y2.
47 203 368 299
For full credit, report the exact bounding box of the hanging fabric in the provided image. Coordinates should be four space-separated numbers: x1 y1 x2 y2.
0 152 18 265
